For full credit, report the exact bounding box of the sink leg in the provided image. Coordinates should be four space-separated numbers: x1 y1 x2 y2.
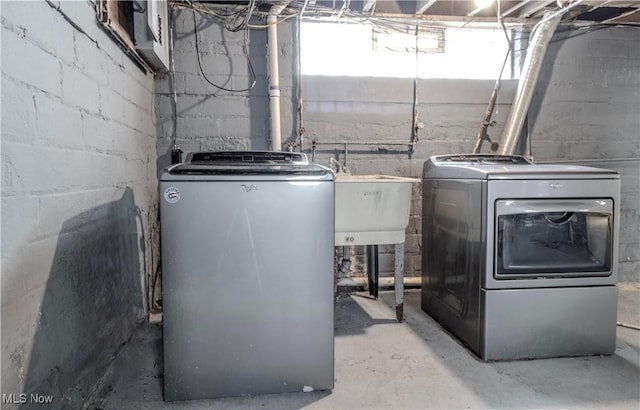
366 245 379 299
394 243 405 322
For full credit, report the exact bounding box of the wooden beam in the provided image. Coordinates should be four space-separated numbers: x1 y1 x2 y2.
468 0 496 17
416 0 439 14
521 0 555 17
501 0 532 17
602 7 640 22
362 0 376 13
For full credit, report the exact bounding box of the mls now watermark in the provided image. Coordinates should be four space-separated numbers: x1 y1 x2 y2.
2 393 54 405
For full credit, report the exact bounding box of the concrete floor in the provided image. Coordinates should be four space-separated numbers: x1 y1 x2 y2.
93 283 640 409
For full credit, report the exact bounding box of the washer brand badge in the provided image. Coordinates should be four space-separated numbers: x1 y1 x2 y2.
164 187 181 203
241 184 258 192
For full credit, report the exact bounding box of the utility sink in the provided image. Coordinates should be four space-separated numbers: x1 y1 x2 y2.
334 174 419 246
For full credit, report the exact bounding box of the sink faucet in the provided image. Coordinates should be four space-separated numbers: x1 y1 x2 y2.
329 157 342 174
329 157 350 174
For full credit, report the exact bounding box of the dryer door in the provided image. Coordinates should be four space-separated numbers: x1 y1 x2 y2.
494 199 613 279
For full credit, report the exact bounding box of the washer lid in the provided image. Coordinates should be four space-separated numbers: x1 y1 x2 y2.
161 151 333 181
423 154 619 180
186 151 309 165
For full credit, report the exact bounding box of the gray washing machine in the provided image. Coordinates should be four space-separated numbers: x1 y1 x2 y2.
160 151 334 401
421 154 620 361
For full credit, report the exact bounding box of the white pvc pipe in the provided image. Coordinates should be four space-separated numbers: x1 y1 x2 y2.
267 14 282 152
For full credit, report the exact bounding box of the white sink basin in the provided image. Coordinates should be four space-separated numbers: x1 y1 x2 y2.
334 174 419 246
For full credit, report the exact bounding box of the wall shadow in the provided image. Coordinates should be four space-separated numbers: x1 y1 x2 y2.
21 187 144 409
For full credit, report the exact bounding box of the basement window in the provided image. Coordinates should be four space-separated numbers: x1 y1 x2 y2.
301 21 513 80
373 27 445 54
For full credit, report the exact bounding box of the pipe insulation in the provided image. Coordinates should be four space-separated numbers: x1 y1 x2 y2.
267 13 282 151
497 11 562 155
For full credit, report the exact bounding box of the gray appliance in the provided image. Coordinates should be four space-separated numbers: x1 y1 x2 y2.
160 151 334 401
421 154 620 361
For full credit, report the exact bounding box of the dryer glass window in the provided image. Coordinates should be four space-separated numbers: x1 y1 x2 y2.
495 199 613 278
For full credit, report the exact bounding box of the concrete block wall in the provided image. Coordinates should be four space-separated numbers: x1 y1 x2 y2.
156 17 639 282
1 1 158 408
155 9 298 171
528 26 640 282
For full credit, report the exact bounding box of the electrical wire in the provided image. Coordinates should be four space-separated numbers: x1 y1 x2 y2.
247 13 298 28
170 7 178 147
191 10 257 92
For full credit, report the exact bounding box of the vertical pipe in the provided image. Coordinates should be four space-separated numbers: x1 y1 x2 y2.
497 12 562 155
267 14 282 151
394 243 405 322
366 245 379 299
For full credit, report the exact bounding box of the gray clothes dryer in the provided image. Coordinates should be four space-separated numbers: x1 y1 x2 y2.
421 154 620 361
160 151 334 401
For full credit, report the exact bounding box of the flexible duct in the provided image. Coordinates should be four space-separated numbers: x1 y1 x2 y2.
497 11 562 155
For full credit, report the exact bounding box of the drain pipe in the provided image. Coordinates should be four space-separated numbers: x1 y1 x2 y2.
267 5 288 152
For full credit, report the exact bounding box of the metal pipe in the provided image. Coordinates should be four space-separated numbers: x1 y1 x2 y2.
336 276 422 287
617 322 640 331
394 243 405 322
366 245 379 299
472 48 511 153
311 140 418 146
267 12 282 151
497 10 562 155
296 15 305 151
537 157 640 164
338 246 351 274
343 143 349 173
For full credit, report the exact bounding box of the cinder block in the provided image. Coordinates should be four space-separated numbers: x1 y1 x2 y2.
62 64 100 114
1 26 63 97
35 189 117 239
121 72 155 107
154 72 173 94
404 234 422 255
82 113 114 153
57 0 103 51
123 99 152 134
410 255 423 275
406 216 420 235
33 93 84 148
0 195 39 260
0 78 38 141
99 87 126 122
2 0 75 65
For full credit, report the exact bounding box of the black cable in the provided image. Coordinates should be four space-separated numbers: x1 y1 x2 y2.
192 10 257 92
170 7 178 147
45 0 98 46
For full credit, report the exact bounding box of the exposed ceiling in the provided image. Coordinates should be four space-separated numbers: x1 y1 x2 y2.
201 0 640 25
307 0 640 24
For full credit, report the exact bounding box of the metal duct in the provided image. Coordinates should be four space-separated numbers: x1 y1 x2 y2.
497 11 562 155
